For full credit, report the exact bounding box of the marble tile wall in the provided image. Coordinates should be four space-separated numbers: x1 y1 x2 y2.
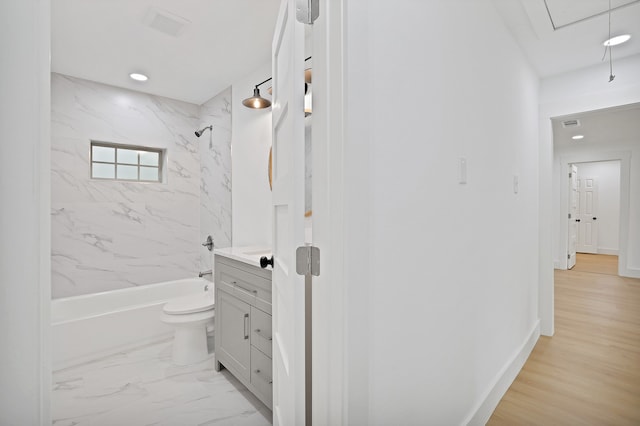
51 73 231 298
198 87 232 273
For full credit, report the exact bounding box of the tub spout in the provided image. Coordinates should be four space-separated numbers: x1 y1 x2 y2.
198 270 212 278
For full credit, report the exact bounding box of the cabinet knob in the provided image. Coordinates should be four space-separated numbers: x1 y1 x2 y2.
260 255 274 269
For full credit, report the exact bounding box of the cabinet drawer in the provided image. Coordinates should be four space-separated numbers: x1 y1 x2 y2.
251 346 273 407
218 267 272 314
250 306 272 358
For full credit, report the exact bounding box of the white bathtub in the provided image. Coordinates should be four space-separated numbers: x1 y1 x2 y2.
52 278 210 371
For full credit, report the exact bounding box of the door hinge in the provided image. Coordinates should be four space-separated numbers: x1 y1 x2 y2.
568 213 572 219
569 172 572 178
296 245 320 276
296 0 319 24
568 253 571 260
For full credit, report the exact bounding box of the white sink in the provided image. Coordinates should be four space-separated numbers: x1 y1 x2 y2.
242 249 271 256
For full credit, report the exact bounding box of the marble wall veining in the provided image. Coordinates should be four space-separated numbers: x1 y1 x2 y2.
199 87 232 272
51 73 231 298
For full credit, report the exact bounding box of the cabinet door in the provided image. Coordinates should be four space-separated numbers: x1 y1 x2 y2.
218 290 251 381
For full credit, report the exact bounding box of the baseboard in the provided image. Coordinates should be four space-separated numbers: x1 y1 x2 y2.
621 267 640 279
553 259 563 269
464 320 541 426
597 248 619 256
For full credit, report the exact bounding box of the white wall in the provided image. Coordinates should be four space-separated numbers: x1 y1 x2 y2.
576 161 621 254
199 87 233 271
542 55 640 280
337 1 541 423
0 0 51 423
51 74 202 298
231 63 273 247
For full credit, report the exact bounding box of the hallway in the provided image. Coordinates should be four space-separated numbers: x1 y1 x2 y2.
489 254 640 424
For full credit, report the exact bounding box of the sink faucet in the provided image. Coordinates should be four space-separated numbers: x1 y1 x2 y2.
199 270 212 278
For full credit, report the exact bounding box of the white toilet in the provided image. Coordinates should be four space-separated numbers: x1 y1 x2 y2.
161 291 215 366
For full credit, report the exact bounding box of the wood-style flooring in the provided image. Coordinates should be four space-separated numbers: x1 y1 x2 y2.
488 254 640 425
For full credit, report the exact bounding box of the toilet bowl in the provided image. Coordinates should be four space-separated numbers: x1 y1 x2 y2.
161 291 215 366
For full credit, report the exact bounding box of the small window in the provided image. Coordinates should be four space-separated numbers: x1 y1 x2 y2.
90 142 163 183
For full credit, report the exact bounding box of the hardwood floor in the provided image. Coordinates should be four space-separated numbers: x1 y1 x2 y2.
488 254 640 425
571 253 619 276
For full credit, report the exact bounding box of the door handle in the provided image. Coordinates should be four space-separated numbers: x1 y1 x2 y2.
593 217 597 220
575 219 581 222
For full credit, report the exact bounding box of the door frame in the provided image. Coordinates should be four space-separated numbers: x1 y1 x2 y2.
310 0 349 423
567 164 578 269
558 153 631 276
311 0 373 423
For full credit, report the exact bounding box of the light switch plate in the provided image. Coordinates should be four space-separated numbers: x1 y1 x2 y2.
459 158 467 184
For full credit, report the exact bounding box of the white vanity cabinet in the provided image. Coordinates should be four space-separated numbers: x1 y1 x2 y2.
214 254 273 409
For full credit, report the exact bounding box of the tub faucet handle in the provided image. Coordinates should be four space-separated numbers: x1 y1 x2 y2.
202 235 214 251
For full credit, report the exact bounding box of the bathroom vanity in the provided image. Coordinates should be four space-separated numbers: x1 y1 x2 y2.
214 248 273 409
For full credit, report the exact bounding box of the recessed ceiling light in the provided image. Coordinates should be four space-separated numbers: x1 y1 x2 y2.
603 34 631 47
129 73 149 82
572 135 584 140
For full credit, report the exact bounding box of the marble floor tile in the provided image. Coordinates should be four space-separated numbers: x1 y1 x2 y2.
52 340 272 426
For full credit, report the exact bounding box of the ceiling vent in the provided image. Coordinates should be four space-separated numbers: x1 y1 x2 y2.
143 7 191 37
562 119 581 128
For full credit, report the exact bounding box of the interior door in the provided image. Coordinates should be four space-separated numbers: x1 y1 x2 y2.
568 164 578 269
577 176 599 254
271 0 306 424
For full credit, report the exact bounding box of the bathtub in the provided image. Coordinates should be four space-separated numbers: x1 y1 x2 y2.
52 278 210 371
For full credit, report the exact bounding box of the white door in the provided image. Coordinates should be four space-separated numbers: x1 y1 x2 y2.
271 0 306 424
568 165 578 269
577 176 599 254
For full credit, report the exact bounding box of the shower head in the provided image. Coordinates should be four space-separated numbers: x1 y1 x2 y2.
195 125 213 137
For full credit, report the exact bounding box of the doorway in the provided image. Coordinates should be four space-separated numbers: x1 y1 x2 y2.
552 103 637 281
567 160 622 274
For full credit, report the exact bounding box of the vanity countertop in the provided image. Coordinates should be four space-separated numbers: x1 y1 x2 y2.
214 246 272 269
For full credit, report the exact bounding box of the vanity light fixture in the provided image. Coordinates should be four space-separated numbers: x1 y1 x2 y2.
242 77 273 109
129 72 149 82
243 56 313 110
572 135 584 140
603 34 631 46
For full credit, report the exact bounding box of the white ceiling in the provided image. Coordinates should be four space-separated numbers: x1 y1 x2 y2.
52 1 640 105
51 2 639 177
52 0 281 105
552 103 640 148
493 0 640 77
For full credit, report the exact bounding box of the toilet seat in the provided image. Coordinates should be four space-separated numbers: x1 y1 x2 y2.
163 292 214 315
161 309 214 325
